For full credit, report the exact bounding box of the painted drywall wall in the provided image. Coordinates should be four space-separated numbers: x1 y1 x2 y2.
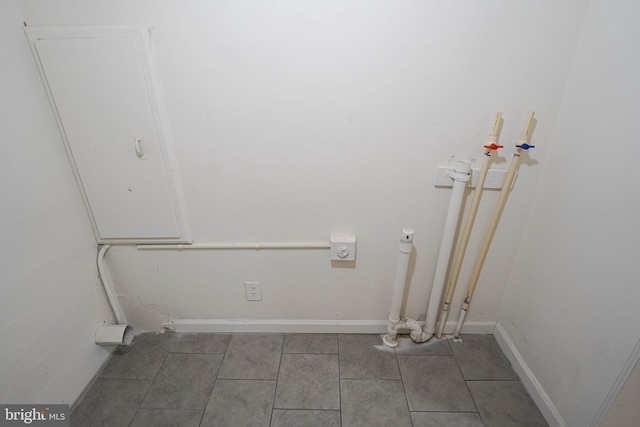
18 0 588 330
0 0 114 405
497 0 640 425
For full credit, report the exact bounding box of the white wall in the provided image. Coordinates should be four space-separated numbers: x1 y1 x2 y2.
0 0 114 405
18 0 589 330
8 1 636 422
497 0 640 426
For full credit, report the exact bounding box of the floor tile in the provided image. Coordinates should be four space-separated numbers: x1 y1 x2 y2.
200 379 276 427
283 333 338 354
411 411 485 427
72 332 546 427
338 334 400 379
468 381 548 427
141 353 222 409
274 354 339 409
70 378 151 427
271 409 341 427
129 408 203 427
218 334 283 379
341 379 412 427
394 335 452 355
398 355 476 411
171 333 231 354
100 332 175 380
449 335 518 380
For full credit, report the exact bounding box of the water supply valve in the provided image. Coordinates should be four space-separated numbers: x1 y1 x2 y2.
516 143 535 150
483 143 504 150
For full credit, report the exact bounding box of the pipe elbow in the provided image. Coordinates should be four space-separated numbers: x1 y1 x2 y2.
422 326 435 337
410 330 433 343
413 324 435 343
403 319 432 343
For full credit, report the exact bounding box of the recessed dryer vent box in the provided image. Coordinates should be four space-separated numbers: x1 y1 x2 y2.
330 234 356 261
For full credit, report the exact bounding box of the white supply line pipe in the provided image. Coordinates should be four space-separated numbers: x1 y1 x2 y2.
453 112 536 339
436 113 503 338
422 155 472 340
383 229 430 348
95 245 134 346
137 242 330 250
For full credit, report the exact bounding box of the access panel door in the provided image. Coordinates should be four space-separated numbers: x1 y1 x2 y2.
27 27 190 243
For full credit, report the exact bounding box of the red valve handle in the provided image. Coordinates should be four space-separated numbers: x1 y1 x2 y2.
483 143 504 150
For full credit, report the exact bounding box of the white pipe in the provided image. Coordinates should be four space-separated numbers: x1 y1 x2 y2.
453 112 536 339
423 155 472 339
137 242 330 250
96 244 133 346
97 245 126 324
436 113 503 338
388 229 414 325
383 228 430 348
95 324 134 346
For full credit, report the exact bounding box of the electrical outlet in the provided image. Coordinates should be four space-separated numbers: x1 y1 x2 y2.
244 282 262 301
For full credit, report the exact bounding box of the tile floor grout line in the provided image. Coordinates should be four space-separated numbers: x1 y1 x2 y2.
338 377 410 381
450 336 485 423
198 334 231 427
394 340 416 426
196 405 207 427
197 353 224 427
409 409 485 413
127 336 175 427
411 409 484 414
337 334 343 427
444 335 454 355
268 333 285 427
169 351 227 355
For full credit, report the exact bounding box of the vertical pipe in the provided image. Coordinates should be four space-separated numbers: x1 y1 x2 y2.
436 113 503 338
96 244 134 346
383 229 414 348
97 245 127 325
454 112 536 338
423 156 472 338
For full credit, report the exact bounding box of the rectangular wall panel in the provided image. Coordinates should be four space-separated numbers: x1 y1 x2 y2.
26 26 191 243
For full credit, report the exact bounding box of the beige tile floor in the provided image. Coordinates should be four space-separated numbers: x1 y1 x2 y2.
71 332 548 427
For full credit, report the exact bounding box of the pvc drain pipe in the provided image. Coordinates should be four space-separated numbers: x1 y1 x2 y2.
453 112 536 339
383 229 430 348
95 245 134 346
422 155 472 340
436 113 503 338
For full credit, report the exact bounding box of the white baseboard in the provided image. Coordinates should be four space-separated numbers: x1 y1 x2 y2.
494 322 566 427
172 318 496 334
443 320 496 335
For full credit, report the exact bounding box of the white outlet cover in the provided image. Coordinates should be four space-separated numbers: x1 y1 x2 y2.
244 281 262 301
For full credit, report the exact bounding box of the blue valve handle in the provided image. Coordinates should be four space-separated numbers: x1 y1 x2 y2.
516 143 535 150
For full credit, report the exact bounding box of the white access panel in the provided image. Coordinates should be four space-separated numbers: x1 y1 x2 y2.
26 26 191 243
